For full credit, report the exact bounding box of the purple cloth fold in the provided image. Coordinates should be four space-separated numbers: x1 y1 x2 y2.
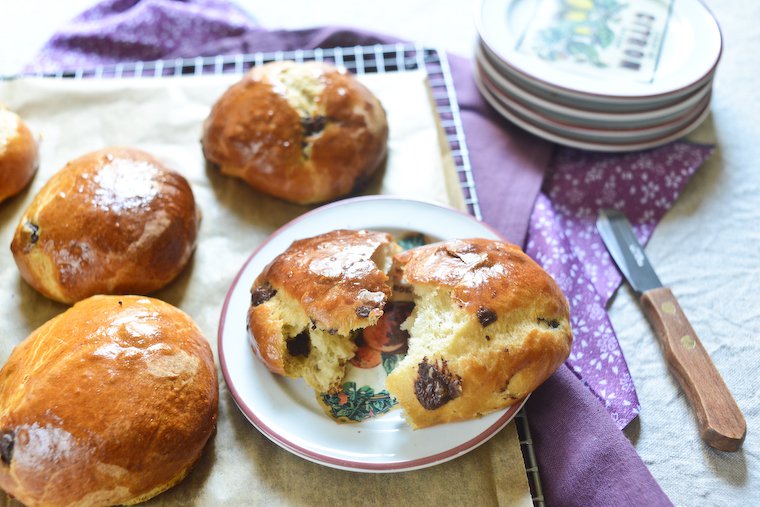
531 366 670 506
26 1 714 504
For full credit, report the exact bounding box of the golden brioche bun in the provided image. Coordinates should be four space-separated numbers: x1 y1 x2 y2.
0 106 38 203
202 61 388 204
0 295 218 507
247 229 398 392
385 238 572 428
10 147 201 304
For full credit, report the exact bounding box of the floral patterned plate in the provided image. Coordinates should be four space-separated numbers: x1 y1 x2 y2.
218 196 527 472
476 0 721 101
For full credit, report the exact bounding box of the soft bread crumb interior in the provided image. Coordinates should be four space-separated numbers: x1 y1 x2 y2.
262 289 356 393
269 65 325 118
296 329 357 392
397 285 547 371
400 287 469 360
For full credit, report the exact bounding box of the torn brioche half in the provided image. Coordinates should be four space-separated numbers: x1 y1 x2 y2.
247 229 400 393
385 238 572 429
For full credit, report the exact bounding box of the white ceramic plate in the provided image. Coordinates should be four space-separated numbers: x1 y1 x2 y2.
475 70 710 152
476 0 721 101
479 35 715 112
477 64 711 141
476 43 713 128
218 197 527 472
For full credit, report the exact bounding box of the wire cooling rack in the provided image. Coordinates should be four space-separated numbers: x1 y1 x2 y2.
20 42 543 506
28 43 483 221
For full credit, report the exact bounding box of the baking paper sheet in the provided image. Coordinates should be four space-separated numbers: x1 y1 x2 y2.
0 71 530 506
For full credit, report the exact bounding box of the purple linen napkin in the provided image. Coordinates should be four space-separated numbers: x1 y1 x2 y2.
530 366 672 506
29 0 257 70
25 1 715 504
528 142 713 426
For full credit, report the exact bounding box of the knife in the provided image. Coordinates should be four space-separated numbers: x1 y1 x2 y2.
597 209 746 452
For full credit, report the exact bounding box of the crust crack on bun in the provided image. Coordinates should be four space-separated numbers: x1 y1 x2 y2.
202 61 388 204
0 296 218 507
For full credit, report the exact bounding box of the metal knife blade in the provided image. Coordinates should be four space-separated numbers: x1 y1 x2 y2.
596 208 746 452
596 209 661 294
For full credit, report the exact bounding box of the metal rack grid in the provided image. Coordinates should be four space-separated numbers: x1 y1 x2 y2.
23 43 543 505
30 43 482 221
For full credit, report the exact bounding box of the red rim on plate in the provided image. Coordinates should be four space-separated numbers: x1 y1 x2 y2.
476 43 713 126
478 61 712 139
475 71 711 152
218 196 529 472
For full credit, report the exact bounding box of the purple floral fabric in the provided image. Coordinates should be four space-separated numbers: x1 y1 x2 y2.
528 142 713 427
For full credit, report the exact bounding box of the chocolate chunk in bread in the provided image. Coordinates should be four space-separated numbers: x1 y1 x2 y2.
414 357 462 410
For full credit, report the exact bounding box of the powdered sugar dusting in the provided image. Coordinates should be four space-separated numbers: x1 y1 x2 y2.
92 158 160 213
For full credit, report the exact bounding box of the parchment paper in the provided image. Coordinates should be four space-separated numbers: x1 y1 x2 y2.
0 71 531 506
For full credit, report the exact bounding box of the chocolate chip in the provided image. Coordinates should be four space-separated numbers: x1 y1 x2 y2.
414 357 462 410
0 431 14 466
538 317 560 329
485 335 491 341
354 331 366 347
301 115 327 137
356 306 372 318
26 222 39 244
286 331 310 358
477 307 497 327
251 283 277 307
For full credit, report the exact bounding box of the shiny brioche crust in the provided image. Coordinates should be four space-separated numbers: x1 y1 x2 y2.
201 61 388 204
386 238 573 428
10 147 200 304
0 296 218 507
0 108 38 203
247 229 393 374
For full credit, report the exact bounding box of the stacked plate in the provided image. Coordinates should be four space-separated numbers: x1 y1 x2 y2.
474 0 722 151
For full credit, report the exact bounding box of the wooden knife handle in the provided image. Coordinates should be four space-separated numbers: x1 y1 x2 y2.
641 287 746 451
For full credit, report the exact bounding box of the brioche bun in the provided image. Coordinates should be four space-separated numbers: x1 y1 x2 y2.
0 295 218 506
0 106 38 203
11 147 200 304
202 61 388 204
